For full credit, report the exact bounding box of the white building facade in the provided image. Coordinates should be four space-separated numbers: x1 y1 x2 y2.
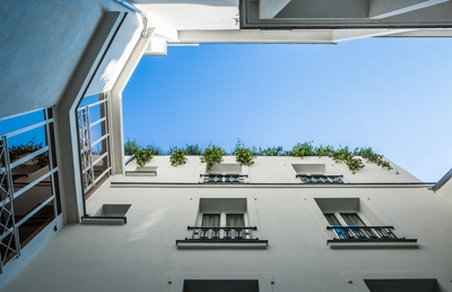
1 0 452 291
2 154 452 291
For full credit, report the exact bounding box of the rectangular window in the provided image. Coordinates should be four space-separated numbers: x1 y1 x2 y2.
226 214 245 227
324 213 341 226
365 279 441 292
201 214 220 227
341 213 366 226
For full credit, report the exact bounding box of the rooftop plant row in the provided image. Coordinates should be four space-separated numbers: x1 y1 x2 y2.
125 138 392 173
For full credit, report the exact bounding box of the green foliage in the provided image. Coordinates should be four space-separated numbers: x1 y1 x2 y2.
286 141 316 157
314 144 335 157
354 147 392 170
124 138 140 156
184 144 203 155
330 147 365 174
134 147 154 167
9 138 49 167
258 146 285 156
169 147 188 167
201 145 225 171
233 140 255 166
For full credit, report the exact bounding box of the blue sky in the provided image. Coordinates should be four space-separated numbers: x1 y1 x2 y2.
123 38 452 182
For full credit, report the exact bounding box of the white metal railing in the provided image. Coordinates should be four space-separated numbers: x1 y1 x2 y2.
76 97 111 195
0 107 59 273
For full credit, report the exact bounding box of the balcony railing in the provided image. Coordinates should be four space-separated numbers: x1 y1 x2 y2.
296 174 344 184
200 174 248 184
326 226 417 243
187 226 258 240
176 226 268 248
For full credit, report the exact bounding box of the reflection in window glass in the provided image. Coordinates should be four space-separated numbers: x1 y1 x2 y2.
18 202 55 247
12 151 50 193
13 175 53 220
7 125 47 165
0 109 44 136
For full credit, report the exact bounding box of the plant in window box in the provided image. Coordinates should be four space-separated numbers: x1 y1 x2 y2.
134 147 154 168
169 146 188 166
201 144 225 171
233 140 255 166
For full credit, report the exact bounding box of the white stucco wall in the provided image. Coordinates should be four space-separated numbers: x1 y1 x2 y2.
0 0 142 119
3 158 451 292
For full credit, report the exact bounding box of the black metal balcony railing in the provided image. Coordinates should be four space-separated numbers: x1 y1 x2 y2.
187 226 258 240
296 174 344 184
200 174 248 184
327 226 417 243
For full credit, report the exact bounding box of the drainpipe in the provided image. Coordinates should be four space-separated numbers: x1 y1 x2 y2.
113 0 148 38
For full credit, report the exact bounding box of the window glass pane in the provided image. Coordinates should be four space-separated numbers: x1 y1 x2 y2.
201 214 220 227
226 214 245 227
78 94 101 107
324 213 341 225
8 125 47 165
12 151 50 193
93 155 109 180
13 175 53 221
0 109 44 136
90 121 106 146
341 213 365 226
18 201 55 247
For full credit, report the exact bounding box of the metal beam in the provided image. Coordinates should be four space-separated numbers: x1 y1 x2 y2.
369 0 450 19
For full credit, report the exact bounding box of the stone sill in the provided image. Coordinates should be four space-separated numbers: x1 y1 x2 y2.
176 239 268 249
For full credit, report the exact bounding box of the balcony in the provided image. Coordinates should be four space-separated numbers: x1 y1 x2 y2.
176 226 268 249
200 174 248 184
296 174 344 184
326 226 418 249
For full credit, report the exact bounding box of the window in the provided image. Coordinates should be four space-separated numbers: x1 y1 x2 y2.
176 198 268 249
365 279 441 292
201 163 248 184
183 280 259 292
292 163 343 184
315 198 417 248
76 94 111 198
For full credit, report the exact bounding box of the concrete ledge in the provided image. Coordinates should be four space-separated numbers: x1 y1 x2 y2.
328 240 418 249
81 216 127 225
176 239 268 249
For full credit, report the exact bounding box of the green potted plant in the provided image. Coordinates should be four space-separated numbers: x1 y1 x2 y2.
201 145 225 172
169 146 188 167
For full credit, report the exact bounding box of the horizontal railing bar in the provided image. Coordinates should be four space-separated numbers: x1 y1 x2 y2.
3 118 53 139
91 152 108 167
296 174 343 178
16 196 54 227
93 167 111 186
9 146 49 170
327 238 417 243
89 117 106 128
5 168 58 205
77 99 107 112
187 226 258 230
200 174 248 177
91 134 110 148
327 226 395 229
0 107 46 123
